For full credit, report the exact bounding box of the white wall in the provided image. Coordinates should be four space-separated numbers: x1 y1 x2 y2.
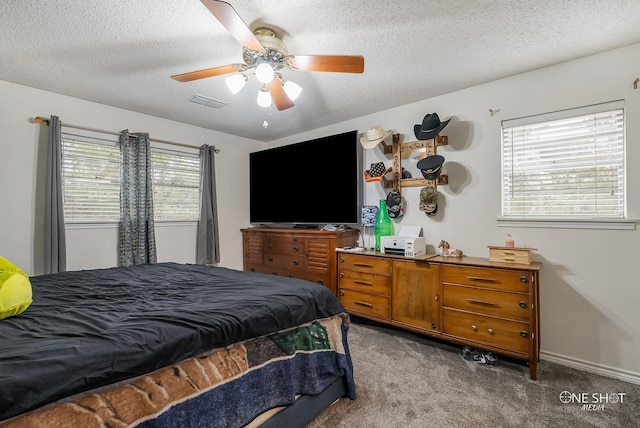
0 80 265 274
2 43 639 382
272 43 640 381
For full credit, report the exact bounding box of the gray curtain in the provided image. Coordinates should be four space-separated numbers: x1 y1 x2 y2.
118 130 157 266
44 115 67 273
196 144 220 264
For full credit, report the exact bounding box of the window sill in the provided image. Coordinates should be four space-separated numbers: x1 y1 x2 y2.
496 217 636 230
155 221 198 227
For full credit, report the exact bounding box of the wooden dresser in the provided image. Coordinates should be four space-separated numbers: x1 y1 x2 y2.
336 250 541 379
241 227 358 295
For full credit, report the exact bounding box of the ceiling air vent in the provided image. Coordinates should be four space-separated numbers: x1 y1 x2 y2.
188 94 226 108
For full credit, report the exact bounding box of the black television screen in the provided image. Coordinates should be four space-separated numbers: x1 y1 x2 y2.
249 130 362 225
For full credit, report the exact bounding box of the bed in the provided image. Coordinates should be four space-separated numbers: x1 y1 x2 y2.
0 262 355 427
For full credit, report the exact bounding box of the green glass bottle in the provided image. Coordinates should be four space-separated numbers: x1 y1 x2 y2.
375 199 394 251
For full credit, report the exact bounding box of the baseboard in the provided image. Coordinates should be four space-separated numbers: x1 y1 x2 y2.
540 350 640 385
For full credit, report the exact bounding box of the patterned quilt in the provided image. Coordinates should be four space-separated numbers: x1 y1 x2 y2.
2 315 353 428
0 263 355 425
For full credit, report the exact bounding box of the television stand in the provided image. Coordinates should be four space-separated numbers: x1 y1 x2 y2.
293 224 319 229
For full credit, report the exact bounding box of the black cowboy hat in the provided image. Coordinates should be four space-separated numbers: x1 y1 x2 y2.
414 113 450 140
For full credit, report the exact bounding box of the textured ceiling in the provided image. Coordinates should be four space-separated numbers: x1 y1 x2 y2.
2 0 640 142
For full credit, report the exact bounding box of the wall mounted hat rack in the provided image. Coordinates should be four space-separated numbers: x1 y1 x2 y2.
378 133 448 195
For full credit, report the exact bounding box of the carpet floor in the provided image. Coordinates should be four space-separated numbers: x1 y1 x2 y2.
307 319 640 428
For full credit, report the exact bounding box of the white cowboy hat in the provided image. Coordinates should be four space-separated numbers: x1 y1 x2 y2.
360 125 392 149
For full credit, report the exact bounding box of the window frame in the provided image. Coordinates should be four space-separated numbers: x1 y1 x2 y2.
498 100 635 230
60 131 201 225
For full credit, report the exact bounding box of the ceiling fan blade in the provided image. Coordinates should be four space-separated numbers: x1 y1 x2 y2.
171 64 242 82
268 78 295 111
288 55 364 73
201 0 264 52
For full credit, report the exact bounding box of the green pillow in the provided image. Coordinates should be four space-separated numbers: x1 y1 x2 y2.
0 256 33 320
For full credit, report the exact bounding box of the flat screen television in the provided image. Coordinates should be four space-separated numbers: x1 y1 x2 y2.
249 130 363 226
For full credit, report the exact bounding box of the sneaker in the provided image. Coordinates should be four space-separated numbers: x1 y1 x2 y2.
484 352 498 365
472 352 487 364
462 346 476 360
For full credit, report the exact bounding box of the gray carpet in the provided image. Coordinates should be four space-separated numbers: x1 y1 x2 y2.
308 320 640 428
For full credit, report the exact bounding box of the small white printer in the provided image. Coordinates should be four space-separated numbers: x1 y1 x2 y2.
380 226 426 257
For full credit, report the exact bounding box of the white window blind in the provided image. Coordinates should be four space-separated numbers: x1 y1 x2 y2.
501 101 625 219
151 149 200 221
61 134 120 221
61 133 200 222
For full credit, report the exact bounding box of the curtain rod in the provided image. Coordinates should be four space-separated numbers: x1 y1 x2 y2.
31 116 220 154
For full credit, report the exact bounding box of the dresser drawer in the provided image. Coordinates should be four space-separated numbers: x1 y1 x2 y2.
339 289 391 320
337 253 392 275
442 265 531 293
296 271 331 287
263 254 305 271
488 247 532 264
443 308 530 354
264 236 304 255
245 263 268 275
338 269 391 295
443 284 530 322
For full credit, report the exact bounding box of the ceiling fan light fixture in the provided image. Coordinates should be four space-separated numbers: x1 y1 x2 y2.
283 80 302 101
257 85 272 107
255 63 275 83
171 1 364 112
225 73 247 94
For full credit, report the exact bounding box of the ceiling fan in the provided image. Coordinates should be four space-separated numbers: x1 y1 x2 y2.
171 0 365 111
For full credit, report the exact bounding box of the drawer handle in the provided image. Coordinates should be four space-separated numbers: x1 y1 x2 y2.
519 301 527 309
317 279 324 285
293 246 299 252
292 260 299 266
520 276 529 283
503 258 516 262
250 268 255 272
520 331 528 338
503 252 515 256
267 257 273 262
354 263 374 268
353 300 373 308
339 273 344 278
471 325 477 331
487 328 494 335
340 291 345 296
293 237 298 242
466 299 499 307
466 276 497 283
354 280 373 286
268 244 273 249
339 257 345 263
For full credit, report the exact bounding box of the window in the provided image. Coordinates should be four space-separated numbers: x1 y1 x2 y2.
61 134 120 221
61 133 200 222
151 149 200 221
501 101 625 220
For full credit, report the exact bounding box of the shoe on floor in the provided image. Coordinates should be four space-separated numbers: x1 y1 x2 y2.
484 352 498 365
462 346 476 360
472 352 487 364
